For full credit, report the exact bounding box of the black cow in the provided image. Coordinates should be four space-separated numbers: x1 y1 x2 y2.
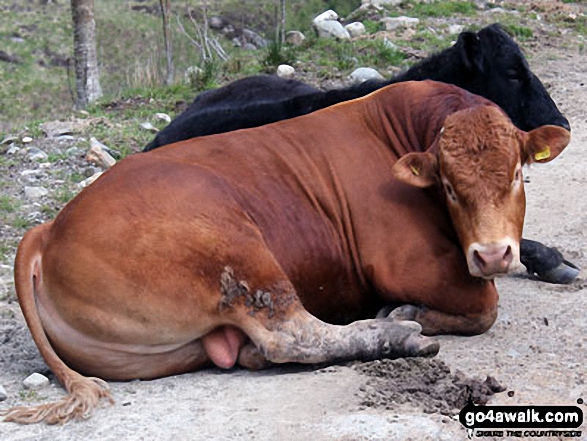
144 24 569 150
144 24 577 284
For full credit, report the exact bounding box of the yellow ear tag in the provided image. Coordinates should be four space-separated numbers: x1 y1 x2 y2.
534 146 551 161
410 165 420 176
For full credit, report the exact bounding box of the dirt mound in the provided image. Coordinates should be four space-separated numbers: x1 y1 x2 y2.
353 358 505 415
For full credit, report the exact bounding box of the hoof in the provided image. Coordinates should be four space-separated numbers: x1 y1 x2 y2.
404 334 440 358
520 239 580 284
396 320 423 333
533 260 580 284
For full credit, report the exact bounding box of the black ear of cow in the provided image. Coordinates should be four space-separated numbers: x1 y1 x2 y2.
457 31 484 73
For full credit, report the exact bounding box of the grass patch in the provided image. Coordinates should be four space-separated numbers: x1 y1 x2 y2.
299 37 408 76
18 390 40 402
53 186 76 205
11 215 32 230
397 30 447 53
504 24 534 40
363 20 382 35
262 40 298 71
0 195 17 214
402 0 477 18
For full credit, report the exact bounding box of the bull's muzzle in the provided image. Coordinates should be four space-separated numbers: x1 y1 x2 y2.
467 239 520 278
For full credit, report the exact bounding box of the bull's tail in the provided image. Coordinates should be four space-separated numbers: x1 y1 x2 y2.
1 223 113 424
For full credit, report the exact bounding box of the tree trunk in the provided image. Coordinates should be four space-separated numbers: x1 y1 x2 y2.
71 0 102 109
159 0 175 85
280 0 286 44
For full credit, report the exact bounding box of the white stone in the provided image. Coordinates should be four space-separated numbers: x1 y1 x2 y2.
345 22 366 38
155 113 171 123
382 16 420 31
56 135 76 141
87 138 116 169
349 67 385 84
24 186 49 200
485 7 507 14
22 136 33 143
139 122 159 133
314 20 351 39
313 10 338 23
39 121 78 138
7 146 20 155
66 147 83 156
383 38 398 50
362 0 402 5
23 373 49 390
185 66 204 85
449 24 464 35
209 16 226 30
285 30 306 46
276 64 295 79
27 147 48 161
1 136 17 145
78 172 104 189
20 169 43 185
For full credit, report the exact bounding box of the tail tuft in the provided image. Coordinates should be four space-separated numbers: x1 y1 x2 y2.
2 374 113 425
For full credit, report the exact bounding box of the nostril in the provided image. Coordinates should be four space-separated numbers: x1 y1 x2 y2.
502 245 513 268
473 250 486 269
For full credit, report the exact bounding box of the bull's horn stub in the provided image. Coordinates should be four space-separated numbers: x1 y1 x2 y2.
410 165 420 176
535 146 551 161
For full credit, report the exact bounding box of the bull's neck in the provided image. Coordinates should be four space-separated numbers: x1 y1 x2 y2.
361 86 449 158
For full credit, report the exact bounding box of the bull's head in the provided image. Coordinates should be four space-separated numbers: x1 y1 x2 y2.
392 106 570 279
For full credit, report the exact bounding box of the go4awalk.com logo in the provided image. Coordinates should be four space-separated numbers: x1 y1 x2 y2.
459 398 584 439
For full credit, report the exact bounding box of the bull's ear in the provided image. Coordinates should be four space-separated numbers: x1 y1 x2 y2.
521 125 570 165
392 152 438 188
457 31 484 72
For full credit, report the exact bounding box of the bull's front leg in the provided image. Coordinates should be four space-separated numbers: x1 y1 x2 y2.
378 303 497 336
520 238 579 284
238 308 439 369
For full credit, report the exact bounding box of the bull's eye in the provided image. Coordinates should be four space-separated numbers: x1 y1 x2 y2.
443 180 458 204
505 68 523 84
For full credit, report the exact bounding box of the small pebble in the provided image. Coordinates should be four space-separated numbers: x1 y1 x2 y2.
23 373 49 390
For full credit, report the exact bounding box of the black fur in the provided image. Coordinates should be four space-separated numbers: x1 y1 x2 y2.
143 24 569 151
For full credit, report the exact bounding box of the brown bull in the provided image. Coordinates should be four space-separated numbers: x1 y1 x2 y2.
2 81 569 424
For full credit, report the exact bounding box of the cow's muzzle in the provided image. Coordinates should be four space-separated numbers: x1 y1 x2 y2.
467 239 520 279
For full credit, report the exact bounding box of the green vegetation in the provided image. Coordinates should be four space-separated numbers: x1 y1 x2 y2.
363 20 382 35
262 40 298 71
11 215 32 230
53 187 76 205
18 390 40 402
401 0 477 18
0 195 17 214
504 24 534 40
